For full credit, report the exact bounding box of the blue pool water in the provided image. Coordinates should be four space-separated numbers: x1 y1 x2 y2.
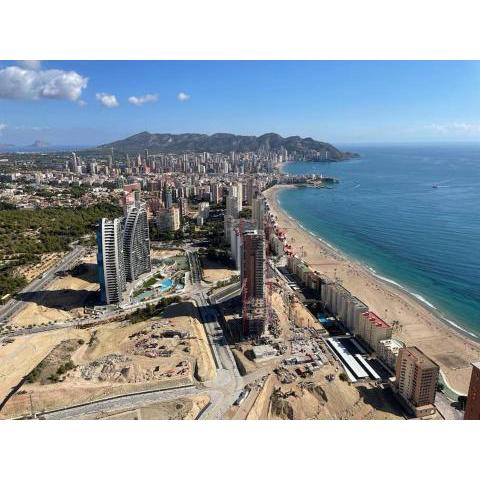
159 278 173 292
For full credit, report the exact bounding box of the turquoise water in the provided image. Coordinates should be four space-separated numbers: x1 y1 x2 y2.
135 277 174 300
281 144 480 339
159 278 173 291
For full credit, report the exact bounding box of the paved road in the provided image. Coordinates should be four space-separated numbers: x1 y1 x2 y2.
0 246 87 325
41 385 200 419
191 289 244 419
211 282 241 303
435 392 464 420
186 250 203 284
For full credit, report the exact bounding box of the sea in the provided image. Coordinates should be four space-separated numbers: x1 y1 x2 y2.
280 143 480 340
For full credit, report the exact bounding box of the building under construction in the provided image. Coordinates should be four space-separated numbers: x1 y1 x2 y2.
241 229 266 337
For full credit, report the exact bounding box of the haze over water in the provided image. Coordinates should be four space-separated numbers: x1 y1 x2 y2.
281 144 480 339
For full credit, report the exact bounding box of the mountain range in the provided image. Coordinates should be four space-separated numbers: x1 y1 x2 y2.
97 131 355 160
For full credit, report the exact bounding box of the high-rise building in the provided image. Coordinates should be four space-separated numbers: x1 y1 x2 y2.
236 182 243 212
241 229 266 337
198 201 210 220
212 183 221 204
86 160 97 175
96 218 126 305
464 361 480 420
358 311 392 352
165 188 173 209
224 214 234 245
226 195 239 219
123 202 151 282
179 197 188 218
252 196 265 231
246 178 255 206
156 207 180 232
395 346 439 417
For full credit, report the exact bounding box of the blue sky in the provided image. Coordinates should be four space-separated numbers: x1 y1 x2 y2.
2 60 480 146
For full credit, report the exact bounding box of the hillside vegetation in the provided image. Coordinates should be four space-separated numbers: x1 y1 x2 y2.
96 131 350 159
0 202 122 298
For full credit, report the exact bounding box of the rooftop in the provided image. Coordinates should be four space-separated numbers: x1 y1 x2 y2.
361 311 391 329
401 346 439 370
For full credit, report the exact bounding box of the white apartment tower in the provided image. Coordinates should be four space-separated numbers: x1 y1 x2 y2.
123 202 151 282
97 218 126 305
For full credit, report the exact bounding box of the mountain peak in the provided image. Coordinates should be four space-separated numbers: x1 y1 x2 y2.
97 131 349 159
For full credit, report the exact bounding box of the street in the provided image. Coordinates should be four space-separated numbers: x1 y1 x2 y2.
0 246 87 325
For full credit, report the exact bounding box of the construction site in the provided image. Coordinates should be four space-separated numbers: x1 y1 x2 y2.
0 301 216 419
215 195 408 420
0 193 415 421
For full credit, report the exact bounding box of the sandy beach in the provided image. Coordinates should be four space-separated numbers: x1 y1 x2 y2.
264 184 479 393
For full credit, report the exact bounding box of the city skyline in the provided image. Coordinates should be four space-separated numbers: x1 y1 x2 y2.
4 61 480 146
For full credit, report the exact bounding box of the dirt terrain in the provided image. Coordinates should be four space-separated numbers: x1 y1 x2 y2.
245 365 404 420
15 252 65 282
201 257 238 283
226 287 404 420
0 302 215 419
150 248 184 260
0 328 90 414
11 255 99 328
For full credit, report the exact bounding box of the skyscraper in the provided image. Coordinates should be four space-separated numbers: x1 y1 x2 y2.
252 196 265 231
395 346 439 417
212 183 221 204
236 182 243 212
165 188 173 209
464 361 480 420
156 207 180 232
179 197 189 218
97 218 126 305
241 229 266 337
226 195 239 219
123 202 151 282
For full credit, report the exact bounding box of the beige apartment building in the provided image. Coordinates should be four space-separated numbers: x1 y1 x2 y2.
156 207 180 232
395 346 439 417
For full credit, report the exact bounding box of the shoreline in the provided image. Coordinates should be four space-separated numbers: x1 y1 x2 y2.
264 184 479 393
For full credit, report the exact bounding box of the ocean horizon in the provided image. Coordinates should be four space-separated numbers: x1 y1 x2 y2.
280 143 480 339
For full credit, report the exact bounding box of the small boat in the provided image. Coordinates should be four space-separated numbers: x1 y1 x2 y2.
432 184 438 188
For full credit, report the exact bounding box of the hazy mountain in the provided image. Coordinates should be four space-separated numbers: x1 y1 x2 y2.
29 140 50 149
97 131 354 160
0 143 15 150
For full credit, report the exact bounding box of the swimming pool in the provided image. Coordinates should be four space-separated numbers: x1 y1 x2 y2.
159 278 173 292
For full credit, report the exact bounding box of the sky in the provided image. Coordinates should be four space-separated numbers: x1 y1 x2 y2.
2 60 480 146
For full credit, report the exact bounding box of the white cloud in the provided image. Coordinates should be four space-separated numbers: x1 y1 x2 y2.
96 92 119 108
177 91 191 102
423 122 480 135
14 125 50 131
0 123 7 135
16 60 42 71
128 93 158 106
0 65 88 102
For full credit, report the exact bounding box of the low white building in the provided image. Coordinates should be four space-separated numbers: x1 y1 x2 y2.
377 338 404 371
